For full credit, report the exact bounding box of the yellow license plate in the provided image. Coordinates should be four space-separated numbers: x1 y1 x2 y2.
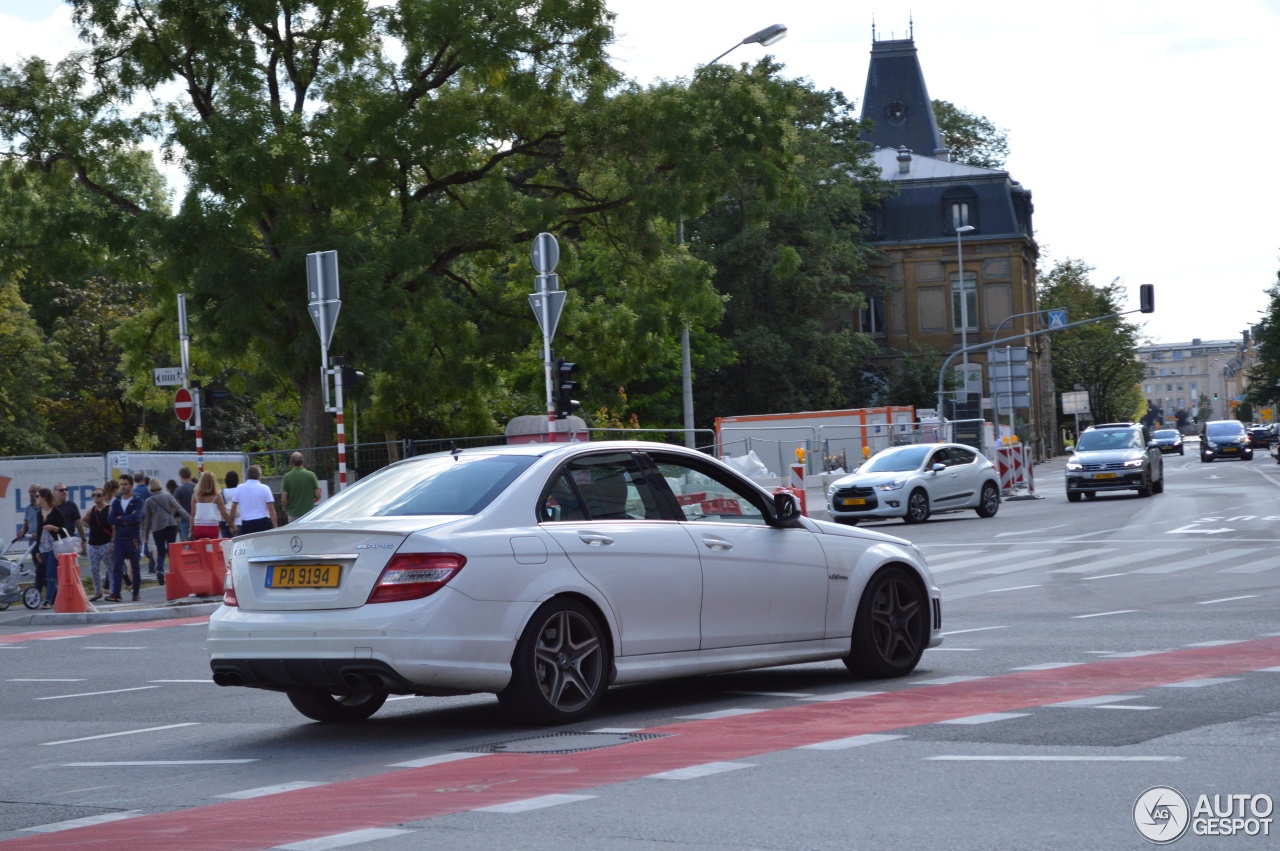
266 565 340 588
1221 447 1237 453
840 497 867 507
1093 472 1116 480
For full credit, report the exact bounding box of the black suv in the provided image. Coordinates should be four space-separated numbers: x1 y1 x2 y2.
1065 422 1164 501
1201 420 1252 462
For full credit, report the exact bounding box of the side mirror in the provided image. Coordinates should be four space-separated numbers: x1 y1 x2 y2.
930 463 945 473
773 491 799 524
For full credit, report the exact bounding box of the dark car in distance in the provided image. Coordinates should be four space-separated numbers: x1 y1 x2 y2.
1201 420 1253 462
1151 429 1184 455
1247 426 1271 449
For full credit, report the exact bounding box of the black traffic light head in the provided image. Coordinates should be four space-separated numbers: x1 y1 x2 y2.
341 365 364 390
1139 283 1155 314
554 357 581 419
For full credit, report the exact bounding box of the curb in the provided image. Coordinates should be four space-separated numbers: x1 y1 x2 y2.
4 600 222 627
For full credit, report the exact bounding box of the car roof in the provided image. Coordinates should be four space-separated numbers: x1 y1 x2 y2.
406 439 710 462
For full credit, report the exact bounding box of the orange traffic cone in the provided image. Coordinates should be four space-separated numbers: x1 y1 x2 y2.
54 552 90 613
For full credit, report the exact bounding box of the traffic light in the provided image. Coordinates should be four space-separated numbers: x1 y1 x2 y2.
341 364 364 390
553 357 580 419
202 388 231 406
1139 283 1155 313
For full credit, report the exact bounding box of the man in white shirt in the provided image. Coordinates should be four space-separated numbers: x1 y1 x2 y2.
229 465 278 536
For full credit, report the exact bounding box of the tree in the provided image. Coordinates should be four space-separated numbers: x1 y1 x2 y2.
1245 267 1280 414
0 279 58 455
932 100 1009 170
1037 259 1145 424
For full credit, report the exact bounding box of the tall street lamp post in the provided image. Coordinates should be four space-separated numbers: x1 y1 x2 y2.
955 224 976 407
679 23 787 448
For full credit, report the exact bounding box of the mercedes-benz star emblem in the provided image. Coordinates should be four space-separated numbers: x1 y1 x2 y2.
290 536 303 553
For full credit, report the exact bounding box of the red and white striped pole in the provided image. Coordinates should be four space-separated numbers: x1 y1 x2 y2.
333 357 348 491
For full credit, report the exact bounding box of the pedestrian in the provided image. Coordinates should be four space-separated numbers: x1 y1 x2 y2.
220 470 239 538
53 482 87 560
173 467 195 541
141 478 190 586
35 487 72 609
191 472 229 541
83 487 114 601
100 479 126 592
228 465 277 536
107 475 145 603
134 473 156 575
280 452 321 523
18 484 44 598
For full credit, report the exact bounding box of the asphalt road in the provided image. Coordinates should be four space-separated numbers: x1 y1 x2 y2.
1 448 1278 849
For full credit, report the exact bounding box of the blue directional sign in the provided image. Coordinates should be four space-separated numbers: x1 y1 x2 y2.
1047 308 1068 328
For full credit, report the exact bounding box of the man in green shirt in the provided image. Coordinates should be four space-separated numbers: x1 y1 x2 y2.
280 452 321 523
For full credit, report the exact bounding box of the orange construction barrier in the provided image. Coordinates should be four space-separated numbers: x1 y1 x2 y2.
167 540 223 599
54 552 89 613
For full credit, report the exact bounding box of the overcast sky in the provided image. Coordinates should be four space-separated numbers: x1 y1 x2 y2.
5 0 1279 346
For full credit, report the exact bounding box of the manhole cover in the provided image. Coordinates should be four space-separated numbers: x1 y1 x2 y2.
468 731 669 754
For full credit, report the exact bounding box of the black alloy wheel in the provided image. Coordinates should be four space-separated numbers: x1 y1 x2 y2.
845 566 928 678
286 689 388 723
499 598 608 724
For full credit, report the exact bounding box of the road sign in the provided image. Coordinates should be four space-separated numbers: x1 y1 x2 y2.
174 387 194 422
529 290 567 340
1047 308 1068 328
306 250 341 352
153 367 185 386
532 232 559 275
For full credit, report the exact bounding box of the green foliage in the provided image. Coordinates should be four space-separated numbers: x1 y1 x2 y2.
1038 258 1145 423
0 279 58 455
1245 268 1280 411
887 344 952 409
932 100 1009 170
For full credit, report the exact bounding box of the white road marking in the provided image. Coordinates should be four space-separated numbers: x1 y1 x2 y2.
590 727 643 733
1048 694 1142 707
21 811 144 833
1197 595 1260 605
928 550 1050 573
384 695 420 701
1135 549 1265 574
1160 677 1240 688
1052 548 1183 575
1096 705 1159 710
1183 640 1247 647
83 646 147 650
38 636 83 641
907 676 987 687
800 690 883 702
64 760 258 766
1219 560 1280 574
42 723 200 746
941 625 1009 636
996 524 1072 536
1097 650 1168 658
802 734 906 750
475 794 597 813
646 762 756 780
937 712 1029 725
1258 666 1280 673
1072 610 1139 619
272 828 414 849
217 781 328 799
37 686 160 701
676 708 768 720
927 755 1182 762
973 549 1113 576
9 679 84 682
388 752 489 769
1168 523 1232 535
1011 662 1080 671
1082 573 1128 581
984 584 1042 594
929 647 980 651
724 690 815 698
148 679 213 683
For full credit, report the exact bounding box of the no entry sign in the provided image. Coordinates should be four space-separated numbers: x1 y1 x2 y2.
174 386 194 422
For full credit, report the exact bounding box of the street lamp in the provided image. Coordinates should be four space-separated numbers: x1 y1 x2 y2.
678 23 788 448
955 224 976 403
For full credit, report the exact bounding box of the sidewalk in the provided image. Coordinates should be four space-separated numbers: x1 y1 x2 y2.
0 563 222 627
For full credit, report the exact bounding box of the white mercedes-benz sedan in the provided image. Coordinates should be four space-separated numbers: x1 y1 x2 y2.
209 441 943 724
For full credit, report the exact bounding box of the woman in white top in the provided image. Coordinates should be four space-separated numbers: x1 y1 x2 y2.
191 472 229 541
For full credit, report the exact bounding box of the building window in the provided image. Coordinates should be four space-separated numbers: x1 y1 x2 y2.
942 189 979 234
951 202 970 230
858 294 886 335
951 273 978 332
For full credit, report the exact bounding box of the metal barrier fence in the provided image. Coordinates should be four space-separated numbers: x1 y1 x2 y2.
716 426 818 478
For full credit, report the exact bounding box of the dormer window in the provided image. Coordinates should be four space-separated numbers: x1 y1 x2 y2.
942 188 979 235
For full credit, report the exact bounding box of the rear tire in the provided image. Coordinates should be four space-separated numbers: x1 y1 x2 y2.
975 482 1000 518
902 489 930 524
286 689 387 723
845 566 928 678
498 598 608 725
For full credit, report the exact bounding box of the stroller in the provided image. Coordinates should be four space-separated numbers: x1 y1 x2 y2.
0 536 42 611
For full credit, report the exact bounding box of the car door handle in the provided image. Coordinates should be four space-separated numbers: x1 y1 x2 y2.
701 536 733 551
577 533 614 546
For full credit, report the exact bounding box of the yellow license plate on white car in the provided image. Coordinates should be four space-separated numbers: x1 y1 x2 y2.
266 565 340 588
840 497 867 507
1092 472 1116 480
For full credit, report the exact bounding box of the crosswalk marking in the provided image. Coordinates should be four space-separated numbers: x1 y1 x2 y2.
972 548 1113 576
1133 548 1266 574
930 544 1274 580
1051 548 1183 575
928 550 1050 574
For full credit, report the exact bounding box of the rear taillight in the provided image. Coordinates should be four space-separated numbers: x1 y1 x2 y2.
367 553 467 604
223 569 238 607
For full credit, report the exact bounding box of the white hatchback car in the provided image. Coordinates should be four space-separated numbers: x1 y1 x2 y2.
827 443 1001 524
209 441 943 724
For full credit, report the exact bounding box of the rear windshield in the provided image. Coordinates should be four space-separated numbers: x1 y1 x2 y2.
304 454 537 519
1206 422 1244 438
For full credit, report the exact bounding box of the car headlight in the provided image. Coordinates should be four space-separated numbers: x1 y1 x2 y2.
827 483 838 497
1065 461 1082 471
1123 459 1145 468
1206 441 1218 450
877 480 906 491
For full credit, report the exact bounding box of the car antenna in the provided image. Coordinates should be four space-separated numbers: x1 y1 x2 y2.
451 441 460 458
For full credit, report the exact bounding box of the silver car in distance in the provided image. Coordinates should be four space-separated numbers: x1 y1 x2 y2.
208 441 943 724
